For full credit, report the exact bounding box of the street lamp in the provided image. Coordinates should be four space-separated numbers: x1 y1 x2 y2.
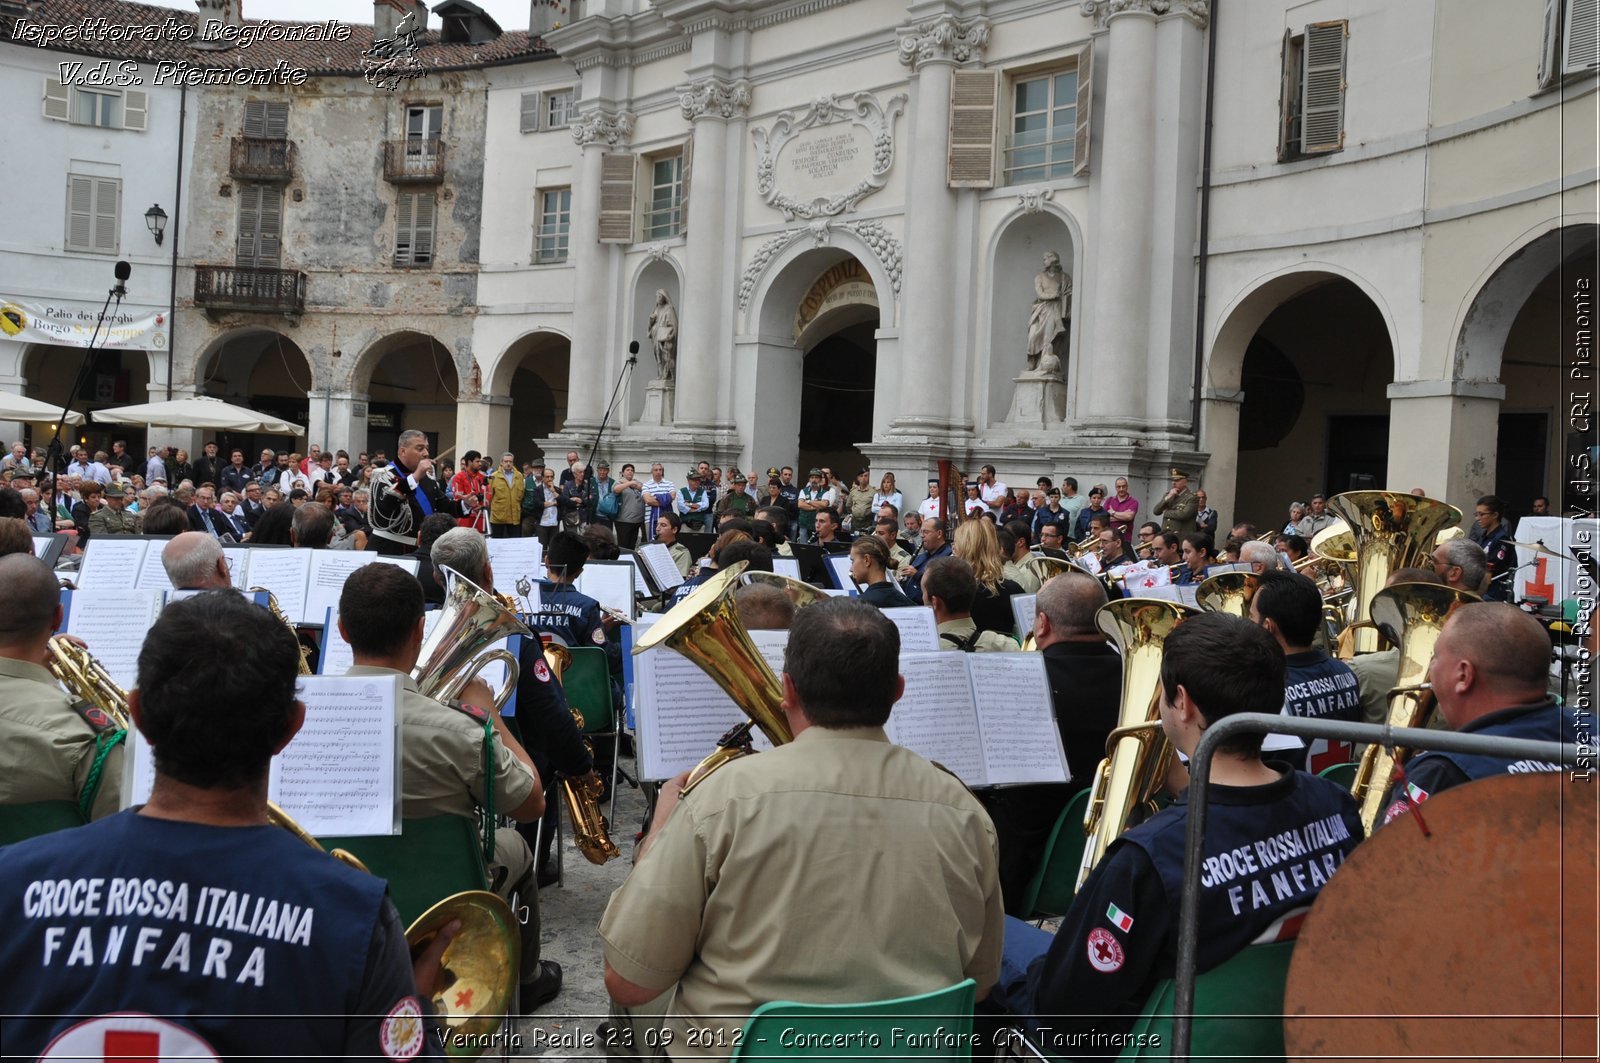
144 203 168 246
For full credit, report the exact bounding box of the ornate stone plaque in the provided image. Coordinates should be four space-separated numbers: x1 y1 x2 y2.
752 92 906 221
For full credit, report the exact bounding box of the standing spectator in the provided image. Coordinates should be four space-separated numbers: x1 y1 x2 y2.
590 460 618 531
1284 501 1307 536
612 463 647 549
999 489 1032 527
1074 485 1109 540
917 478 943 523
846 469 876 532
191 441 222 487
558 449 581 489
334 451 359 486
1 441 31 474
220 449 251 494
1058 476 1086 528
1195 488 1218 537
1032 487 1072 543
796 468 829 543
1530 496 1551 516
1296 494 1337 538
485 452 525 538
145 445 170 486
977 465 1007 517
168 448 194 487
559 463 595 531
716 472 755 520
450 451 487 530
677 469 713 532
775 466 801 538
536 468 561 547
1106 476 1140 539
642 462 677 541
520 461 546 538
1151 468 1198 535
872 472 903 517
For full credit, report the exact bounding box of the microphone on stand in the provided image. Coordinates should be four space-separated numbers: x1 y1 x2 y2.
112 260 131 298
627 340 640 364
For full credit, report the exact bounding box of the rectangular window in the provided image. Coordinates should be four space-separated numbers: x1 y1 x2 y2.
235 184 283 268
1279 21 1348 160
406 104 444 143
65 174 120 254
1004 69 1077 184
546 89 576 129
643 153 684 241
536 187 572 263
43 79 146 130
394 191 436 267
73 87 121 128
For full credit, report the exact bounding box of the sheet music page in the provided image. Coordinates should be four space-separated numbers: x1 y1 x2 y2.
633 647 749 780
221 545 250 588
374 555 420 576
772 557 802 581
133 548 175 592
125 729 156 807
826 555 855 591
966 653 1070 786
270 675 400 836
637 543 685 590
32 536 51 559
576 562 636 619
63 590 162 692
76 538 148 591
879 606 938 651
1010 594 1038 639
1174 585 1201 608
304 550 379 625
244 548 314 624
616 555 651 598
485 536 543 597
319 607 355 676
887 651 986 785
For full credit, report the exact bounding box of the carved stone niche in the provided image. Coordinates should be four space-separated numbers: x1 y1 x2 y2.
751 92 907 221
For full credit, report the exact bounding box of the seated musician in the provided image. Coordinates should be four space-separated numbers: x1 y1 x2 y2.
0 554 124 820
1036 522 1069 559
1251 570 1362 773
1173 531 1213 585
1381 602 1576 824
852 534 914 608
989 613 1363 1056
161 531 234 591
1094 524 1135 570
926 556 1021 652
0 590 450 1059
337 562 564 1011
599 599 1004 1057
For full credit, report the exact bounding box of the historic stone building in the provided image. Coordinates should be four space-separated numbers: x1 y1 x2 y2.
1 0 1593 521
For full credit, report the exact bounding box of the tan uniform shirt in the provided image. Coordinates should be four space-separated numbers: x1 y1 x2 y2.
344 665 537 884
1003 559 1043 594
599 726 1003 1056
0 657 125 820
937 617 1021 653
88 506 141 536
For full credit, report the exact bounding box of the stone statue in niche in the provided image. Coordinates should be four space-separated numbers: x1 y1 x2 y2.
1024 251 1071 379
648 289 678 383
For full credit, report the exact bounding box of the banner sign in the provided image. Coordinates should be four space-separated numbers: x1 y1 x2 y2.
0 296 168 351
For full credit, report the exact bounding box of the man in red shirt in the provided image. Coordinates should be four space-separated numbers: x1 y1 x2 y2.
450 451 487 530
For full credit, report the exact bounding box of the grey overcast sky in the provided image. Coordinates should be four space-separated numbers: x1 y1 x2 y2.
138 0 534 31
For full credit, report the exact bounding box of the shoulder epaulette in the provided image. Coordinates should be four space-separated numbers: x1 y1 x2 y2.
69 699 121 736
445 699 491 724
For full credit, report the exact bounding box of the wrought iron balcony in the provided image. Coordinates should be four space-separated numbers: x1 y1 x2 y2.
229 136 295 181
383 138 446 183
194 265 306 314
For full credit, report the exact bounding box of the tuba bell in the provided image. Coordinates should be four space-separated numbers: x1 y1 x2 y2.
415 566 533 709
1324 492 1462 657
1077 598 1198 891
1021 553 1086 587
632 562 793 795
1194 571 1260 618
540 639 621 865
741 568 832 609
1350 581 1480 833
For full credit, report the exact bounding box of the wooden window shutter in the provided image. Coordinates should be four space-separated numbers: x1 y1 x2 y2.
597 153 636 244
66 176 94 251
1300 20 1347 154
237 184 261 265
43 77 70 121
1278 27 1298 160
394 193 414 266
1538 0 1562 87
93 178 119 253
243 100 266 137
257 186 283 267
264 101 288 139
413 194 435 264
1073 41 1094 177
520 92 539 133
1565 0 1600 75
679 136 693 238
123 90 148 131
947 68 998 188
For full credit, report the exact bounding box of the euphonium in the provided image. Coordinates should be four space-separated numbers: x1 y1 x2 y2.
415 566 532 709
1021 553 1085 586
46 635 131 730
1077 598 1198 891
632 562 793 796
1194 571 1259 617
1350 581 1480 833
741 568 832 609
541 640 621 865
266 802 520 1058
1324 492 1461 657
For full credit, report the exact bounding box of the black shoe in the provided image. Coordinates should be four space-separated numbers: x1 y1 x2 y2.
520 960 563 1013
536 864 561 889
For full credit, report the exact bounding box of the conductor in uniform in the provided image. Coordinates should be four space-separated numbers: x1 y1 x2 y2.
1150 468 1198 536
368 429 469 556
0 591 449 1059
338 562 565 1011
0 554 125 820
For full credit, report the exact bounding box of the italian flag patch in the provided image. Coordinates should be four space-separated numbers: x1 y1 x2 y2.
1406 781 1431 804
1106 903 1134 933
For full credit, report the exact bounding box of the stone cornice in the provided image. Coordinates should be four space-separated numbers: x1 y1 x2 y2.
1080 0 1209 30
679 77 753 121
571 108 636 147
896 14 990 69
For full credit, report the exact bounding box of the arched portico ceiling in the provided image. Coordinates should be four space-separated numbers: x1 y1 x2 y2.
486 328 572 396
1454 222 1599 383
350 329 457 394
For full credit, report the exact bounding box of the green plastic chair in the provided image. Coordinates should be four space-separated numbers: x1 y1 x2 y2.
563 646 613 733
732 979 977 1062
1317 761 1360 789
0 801 87 846
318 815 490 926
1016 789 1092 921
1116 941 1294 1061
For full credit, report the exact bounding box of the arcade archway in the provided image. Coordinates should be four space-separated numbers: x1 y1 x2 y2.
352 331 459 456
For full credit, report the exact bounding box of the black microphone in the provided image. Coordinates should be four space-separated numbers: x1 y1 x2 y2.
627 340 640 364
112 260 131 298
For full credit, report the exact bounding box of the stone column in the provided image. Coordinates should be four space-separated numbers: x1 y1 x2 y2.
1077 0 1160 433
565 109 634 436
1197 388 1243 530
0 339 29 443
890 13 989 439
1387 381 1505 501
673 77 750 431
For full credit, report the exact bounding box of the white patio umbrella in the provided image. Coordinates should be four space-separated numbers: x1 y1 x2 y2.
0 392 85 425
92 395 304 435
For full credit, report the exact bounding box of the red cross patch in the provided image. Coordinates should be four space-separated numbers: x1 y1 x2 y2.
39 1014 220 1060
533 659 551 683
1086 927 1125 973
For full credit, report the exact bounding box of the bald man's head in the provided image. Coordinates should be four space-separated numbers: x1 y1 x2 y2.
1430 602 1552 726
0 554 61 646
1035 570 1108 642
162 531 230 591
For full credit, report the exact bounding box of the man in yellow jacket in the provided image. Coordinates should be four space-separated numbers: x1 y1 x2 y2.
486 452 526 538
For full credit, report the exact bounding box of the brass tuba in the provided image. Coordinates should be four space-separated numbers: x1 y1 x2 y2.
46 635 131 730
540 639 621 865
1323 492 1461 657
1078 598 1198 891
1350 581 1480 833
414 566 532 709
741 568 832 609
1194 571 1260 618
1021 553 1087 587
632 562 793 795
